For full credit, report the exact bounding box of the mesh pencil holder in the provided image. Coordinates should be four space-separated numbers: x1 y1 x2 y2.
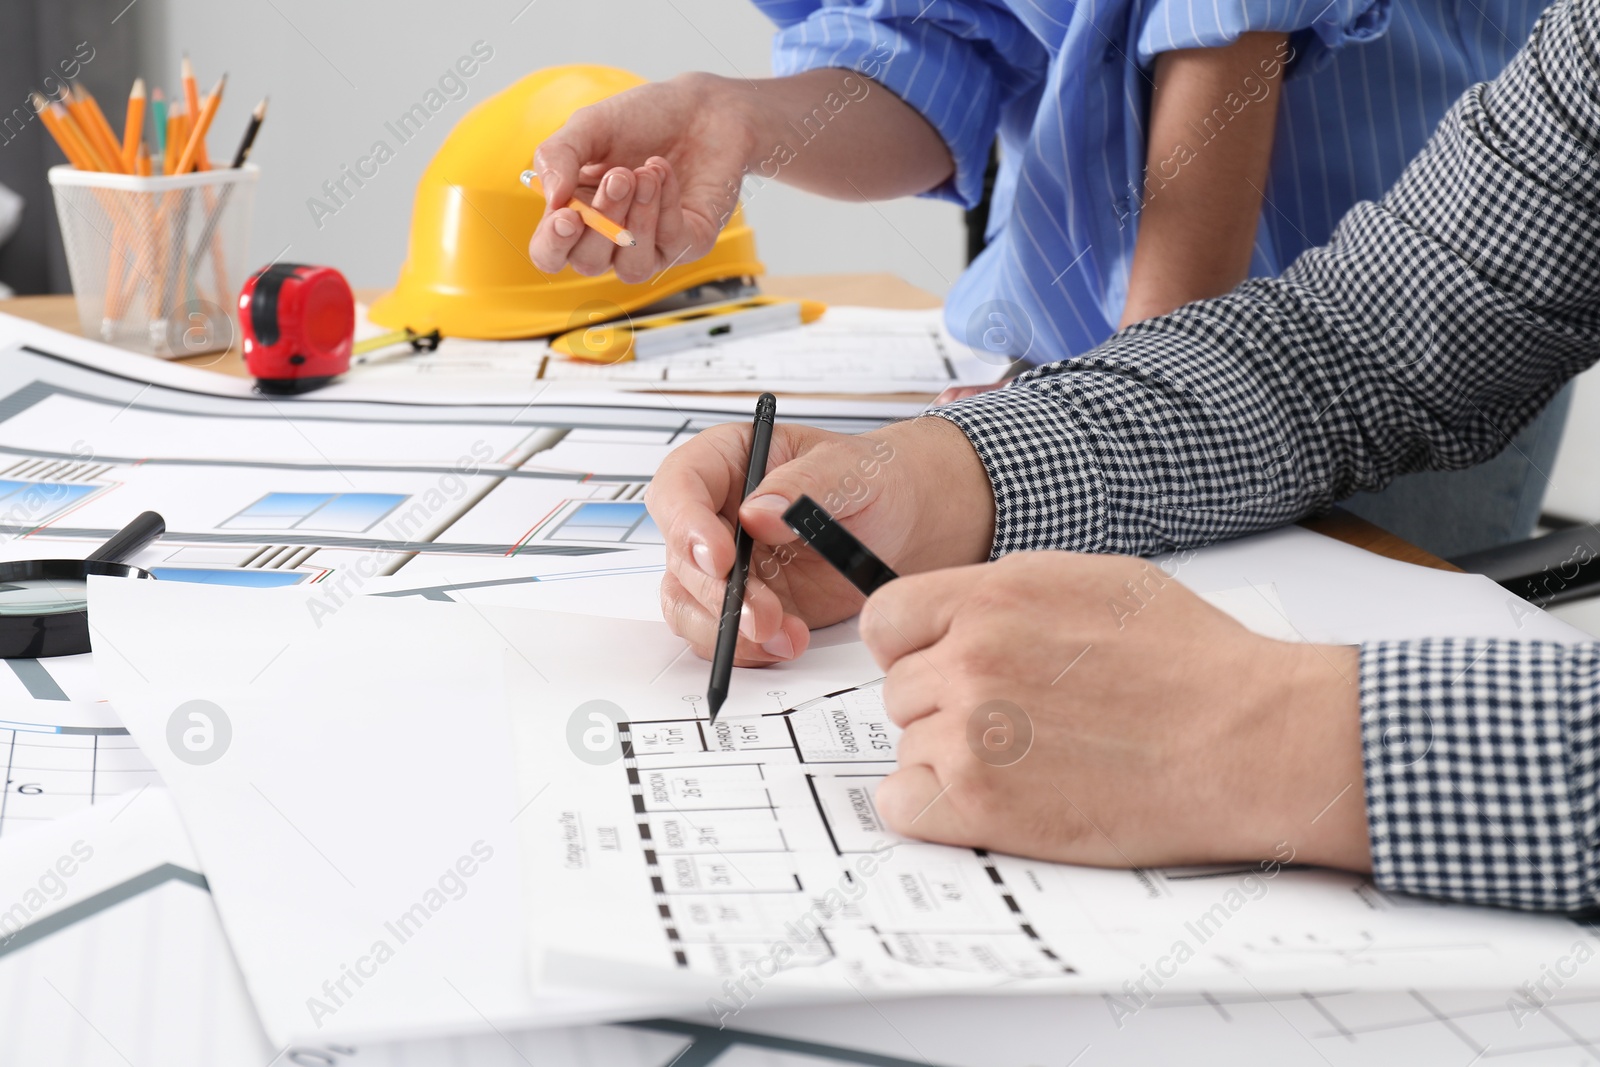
49 164 258 358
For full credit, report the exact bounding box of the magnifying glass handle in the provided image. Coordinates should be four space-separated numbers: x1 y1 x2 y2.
88 511 166 564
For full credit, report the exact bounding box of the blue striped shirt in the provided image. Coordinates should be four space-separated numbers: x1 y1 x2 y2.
754 0 1548 362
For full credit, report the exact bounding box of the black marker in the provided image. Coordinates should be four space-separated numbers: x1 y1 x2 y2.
782 495 898 596
706 393 777 723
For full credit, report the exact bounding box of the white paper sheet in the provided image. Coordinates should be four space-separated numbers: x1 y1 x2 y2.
89 579 543 1046
500 529 1600 1009
87 578 893 1044
1161 525 1591 645
10 794 1600 1067
0 788 276 1065
350 303 1005 396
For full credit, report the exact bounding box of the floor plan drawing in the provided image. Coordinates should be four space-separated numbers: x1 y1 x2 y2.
523 674 1600 1004
610 680 1075 983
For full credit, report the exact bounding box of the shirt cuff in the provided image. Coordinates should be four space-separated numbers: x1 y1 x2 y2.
925 386 1107 557
769 6 1020 208
1361 637 1600 911
1134 0 1390 78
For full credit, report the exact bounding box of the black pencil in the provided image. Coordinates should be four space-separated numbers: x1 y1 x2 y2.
230 97 267 168
181 97 269 293
707 392 777 722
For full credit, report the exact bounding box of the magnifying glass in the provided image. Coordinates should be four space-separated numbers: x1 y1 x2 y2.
0 511 165 658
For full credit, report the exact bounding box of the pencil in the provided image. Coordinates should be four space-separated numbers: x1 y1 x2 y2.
164 110 185 175
180 54 211 170
519 169 637 248
34 95 93 169
60 88 116 173
121 78 145 172
172 75 223 176
76 87 130 174
137 142 151 176
151 88 167 163
230 97 268 168
706 392 777 723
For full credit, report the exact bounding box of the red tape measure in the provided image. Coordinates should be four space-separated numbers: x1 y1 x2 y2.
238 264 436 394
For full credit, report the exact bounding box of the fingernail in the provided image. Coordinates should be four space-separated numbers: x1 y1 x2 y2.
635 170 657 206
605 170 630 199
552 214 577 238
739 603 756 640
762 631 795 659
744 494 789 515
691 539 715 576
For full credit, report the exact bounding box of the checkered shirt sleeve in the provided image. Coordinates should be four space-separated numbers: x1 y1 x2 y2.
931 0 1600 909
1362 639 1600 909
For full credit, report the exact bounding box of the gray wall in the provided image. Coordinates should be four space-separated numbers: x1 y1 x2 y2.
0 5 144 294
130 0 964 296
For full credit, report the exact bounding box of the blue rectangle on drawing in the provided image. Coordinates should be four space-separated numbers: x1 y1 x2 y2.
305 492 405 532
151 568 308 588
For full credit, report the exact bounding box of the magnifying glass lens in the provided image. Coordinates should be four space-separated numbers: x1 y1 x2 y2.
0 577 89 615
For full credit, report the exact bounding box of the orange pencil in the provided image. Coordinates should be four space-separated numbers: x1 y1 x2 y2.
137 142 151 177
172 75 224 177
75 87 129 174
519 170 637 248
121 79 146 172
60 88 115 173
164 110 186 175
34 94 93 169
180 54 211 170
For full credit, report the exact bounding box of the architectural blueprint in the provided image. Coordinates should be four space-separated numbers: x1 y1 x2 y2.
519 670 1600 1007
0 333 896 838
21 795 1600 1066
10 313 1600 1064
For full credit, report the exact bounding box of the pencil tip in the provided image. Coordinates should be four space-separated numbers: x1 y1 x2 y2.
132 77 145 96
618 230 638 247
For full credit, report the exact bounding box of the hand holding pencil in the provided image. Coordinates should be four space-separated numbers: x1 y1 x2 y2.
525 76 754 283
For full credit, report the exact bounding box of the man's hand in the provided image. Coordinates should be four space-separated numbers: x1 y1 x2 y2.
644 417 994 667
862 552 1373 872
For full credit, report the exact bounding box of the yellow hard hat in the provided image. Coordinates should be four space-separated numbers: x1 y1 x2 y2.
369 65 763 340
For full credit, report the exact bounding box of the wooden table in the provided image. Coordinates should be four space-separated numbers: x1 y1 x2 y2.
0 274 1454 572
0 273 941 379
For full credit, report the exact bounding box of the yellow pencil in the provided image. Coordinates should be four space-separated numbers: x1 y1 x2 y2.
164 110 185 175
181 54 212 170
121 78 146 172
75 87 130 174
60 88 116 173
519 169 637 248
34 95 93 169
172 75 223 176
